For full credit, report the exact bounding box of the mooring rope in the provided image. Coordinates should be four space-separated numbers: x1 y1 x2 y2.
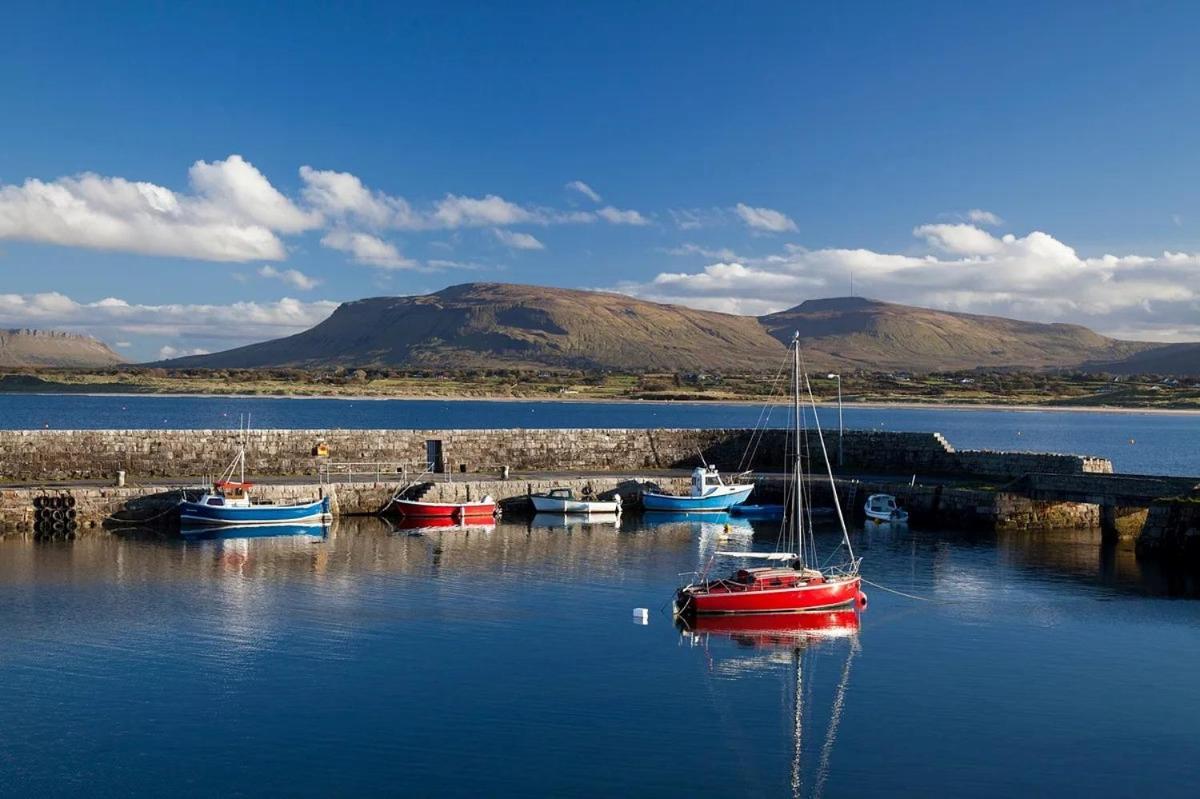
859 576 943 603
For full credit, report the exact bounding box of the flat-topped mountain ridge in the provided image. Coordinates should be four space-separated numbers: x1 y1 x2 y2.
0 329 126 368
153 282 1196 374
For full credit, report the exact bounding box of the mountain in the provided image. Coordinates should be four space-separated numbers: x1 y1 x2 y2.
1084 342 1200 377
158 283 786 371
0 329 126 368
758 297 1155 372
154 283 1192 374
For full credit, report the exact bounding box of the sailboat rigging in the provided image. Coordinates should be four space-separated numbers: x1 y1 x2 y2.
674 333 865 615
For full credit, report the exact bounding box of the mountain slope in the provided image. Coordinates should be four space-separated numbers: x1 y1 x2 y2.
154 284 1191 374
758 297 1155 371
160 283 788 371
0 329 126 368
1084 342 1200 377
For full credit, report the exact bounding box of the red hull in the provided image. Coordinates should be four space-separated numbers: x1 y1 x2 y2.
390 499 496 519
679 574 862 615
688 608 861 642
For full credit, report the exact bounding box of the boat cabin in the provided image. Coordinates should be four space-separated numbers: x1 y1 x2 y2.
691 466 732 497
545 488 574 499
733 566 824 589
865 494 899 515
202 480 254 508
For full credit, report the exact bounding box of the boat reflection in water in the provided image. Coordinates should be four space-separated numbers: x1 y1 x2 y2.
528 512 621 532
389 515 497 536
679 609 861 799
180 522 329 541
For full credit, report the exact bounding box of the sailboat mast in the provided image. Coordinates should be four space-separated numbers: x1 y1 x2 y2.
792 332 804 567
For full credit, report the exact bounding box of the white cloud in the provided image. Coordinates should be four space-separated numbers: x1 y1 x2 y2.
159 345 210 359
565 180 602 203
492 229 545 250
966 208 1004 226
299 165 420 229
621 221 1200 340
258 265 320 290
913 223 1005 256
432 194 539 228
663 243 742 261
597 206 649 226
0 292 338 343
188 155 321 234
734 203 797 233
320 229 415 269
669 208 726 230
0 155 322 262
115 341 132 348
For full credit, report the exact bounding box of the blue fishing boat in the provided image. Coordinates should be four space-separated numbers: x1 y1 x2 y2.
641 466 753 512
179 487 331 526
178 426 332 527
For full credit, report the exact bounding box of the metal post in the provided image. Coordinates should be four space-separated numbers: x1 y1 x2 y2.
827 373 843 467
837 375 843 468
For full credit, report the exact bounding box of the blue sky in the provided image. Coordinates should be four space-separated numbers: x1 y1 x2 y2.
2 1 1199 360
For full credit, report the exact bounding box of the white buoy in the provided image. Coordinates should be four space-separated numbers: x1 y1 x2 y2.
632 608 649 625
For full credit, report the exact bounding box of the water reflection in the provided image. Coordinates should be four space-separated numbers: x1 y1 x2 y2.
4 516 1200 600
180 522 329 541
678 610 862 799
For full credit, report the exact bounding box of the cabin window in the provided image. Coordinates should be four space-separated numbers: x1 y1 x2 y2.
206 498 224 506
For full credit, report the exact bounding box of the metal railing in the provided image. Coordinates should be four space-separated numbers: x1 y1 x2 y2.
318 461 432 485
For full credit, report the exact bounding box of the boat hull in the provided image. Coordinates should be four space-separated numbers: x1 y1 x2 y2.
529 494 621 514
678 575 862 615
865 509 909 524
642 484 753 513
178 497 331 527
390 498 497 519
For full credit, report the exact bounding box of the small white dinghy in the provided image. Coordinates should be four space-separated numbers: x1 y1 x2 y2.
530 487 622 515
864 493 909 524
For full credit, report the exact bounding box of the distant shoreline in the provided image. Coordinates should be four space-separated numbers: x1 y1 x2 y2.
2 390 1198 416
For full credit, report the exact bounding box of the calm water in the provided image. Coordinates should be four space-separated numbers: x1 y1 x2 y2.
0 394 1196 475
1 516 1198 797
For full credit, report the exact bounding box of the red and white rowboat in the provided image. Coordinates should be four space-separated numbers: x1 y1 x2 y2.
389 497 497 520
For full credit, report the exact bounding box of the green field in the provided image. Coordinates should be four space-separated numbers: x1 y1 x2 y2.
0 367 1197 410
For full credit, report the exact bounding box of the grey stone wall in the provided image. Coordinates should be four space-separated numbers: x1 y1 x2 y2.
1137 494 1200 557
0 427 1111 483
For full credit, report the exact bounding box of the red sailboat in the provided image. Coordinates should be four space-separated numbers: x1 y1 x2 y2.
675 333 864 617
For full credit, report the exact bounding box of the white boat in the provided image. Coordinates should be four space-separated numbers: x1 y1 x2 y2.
530 487 622 514
864 493 909 524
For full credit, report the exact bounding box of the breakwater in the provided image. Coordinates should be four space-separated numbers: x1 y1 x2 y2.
0 427 1111 482
0 473 1102 537
3 426 1194 547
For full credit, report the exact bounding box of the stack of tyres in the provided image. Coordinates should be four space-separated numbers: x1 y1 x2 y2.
33 494 78 539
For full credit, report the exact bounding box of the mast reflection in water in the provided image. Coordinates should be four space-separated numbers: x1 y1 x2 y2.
679 610 861 799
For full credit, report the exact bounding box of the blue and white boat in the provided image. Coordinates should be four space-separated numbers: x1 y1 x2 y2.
178 431 332 527
641 466 753 513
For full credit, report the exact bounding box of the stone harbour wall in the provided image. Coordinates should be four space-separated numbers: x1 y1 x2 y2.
1136 494 1200 558
0 428 1111 483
